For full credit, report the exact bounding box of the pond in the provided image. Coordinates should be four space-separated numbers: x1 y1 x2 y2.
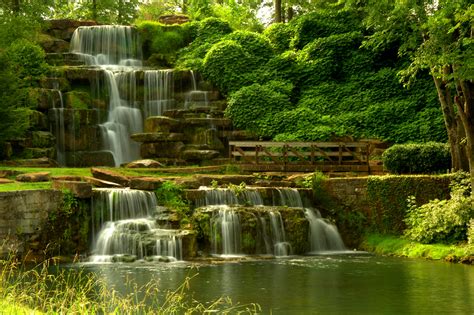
77 254 474 314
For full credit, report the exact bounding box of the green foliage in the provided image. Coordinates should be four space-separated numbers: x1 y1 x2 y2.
197 17 233 41
210 3 263 32
223 31 274 67
362 234 473 262
0 53 29 149
404 189 474 244
382 142 451 174
263 23 294 53
468 219 474 245
202 40 253 94
156 181 191 219
4 39 49 87
225 82 293 136
366 175 451 234
290 9 363 50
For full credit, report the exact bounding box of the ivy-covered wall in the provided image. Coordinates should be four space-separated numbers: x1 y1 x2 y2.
317 175 451 246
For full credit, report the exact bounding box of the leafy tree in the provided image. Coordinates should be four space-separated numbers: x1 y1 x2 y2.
355 0 474 188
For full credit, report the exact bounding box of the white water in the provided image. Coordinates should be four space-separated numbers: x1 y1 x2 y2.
49 87 67 166
91 188 183 262
304 208 346 253
70 25 144 166
144 69 175 117
185 70 209 109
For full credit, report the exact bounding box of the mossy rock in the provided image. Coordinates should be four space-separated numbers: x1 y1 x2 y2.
64 91 91 109
30 131 55 148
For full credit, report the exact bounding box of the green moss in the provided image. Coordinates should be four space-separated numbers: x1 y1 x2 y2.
362 234 474 263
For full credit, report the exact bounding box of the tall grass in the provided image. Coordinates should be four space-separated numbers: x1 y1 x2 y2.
0 254 261 314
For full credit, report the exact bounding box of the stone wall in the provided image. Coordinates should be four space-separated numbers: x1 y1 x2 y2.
0 190 62 257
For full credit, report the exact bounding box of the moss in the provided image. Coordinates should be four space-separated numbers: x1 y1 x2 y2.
361 234 474 263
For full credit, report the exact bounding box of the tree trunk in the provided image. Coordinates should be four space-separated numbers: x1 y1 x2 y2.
274 0 282 23
454 79 474 193
12 0 20 14
432 75 467 171
287 6 294 22
92 0 97 21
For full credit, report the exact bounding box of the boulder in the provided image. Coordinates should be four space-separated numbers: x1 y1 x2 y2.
182 149 220 161
91 168 130 187
129 177 164 190
0 178 14 184
130 133 185 143
140 142 185 158
0 170 21 178
52 180 92 198
2 157 58 167
84 176 122 188
125 159 163 168
65 151 115 167
158 14 190 25
51 175 83 181
144 116 180 133
16 172 51 182
30 131 56 148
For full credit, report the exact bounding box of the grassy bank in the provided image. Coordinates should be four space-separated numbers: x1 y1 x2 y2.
361 234 474 264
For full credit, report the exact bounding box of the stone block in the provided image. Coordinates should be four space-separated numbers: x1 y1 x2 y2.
125 159 163 168
182 149 220 161
130 177 164 190
52 180 92 198
140 142 185 158
144 116 180 133
31 131 56 148
131 133 185 143
65 151 115 167
16 172 51 182
84 176 122 188
91 168 130 187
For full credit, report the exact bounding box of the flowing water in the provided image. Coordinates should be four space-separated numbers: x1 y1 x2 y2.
90 188 184 262
75 254 474 314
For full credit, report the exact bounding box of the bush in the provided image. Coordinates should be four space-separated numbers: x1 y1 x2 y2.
197 17 233 41
224 82 293 137
202 40 254 94
4 39 48 86
223 31 274 67
263 23 294 53
404 190 474 244
290 9 362 50
382 142 451 174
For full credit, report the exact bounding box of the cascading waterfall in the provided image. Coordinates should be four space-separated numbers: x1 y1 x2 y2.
185 70 209 109
144 70 175 117
268 211 291 256
49 88 67 166
210 206 242 256
91 188 183 262
70 25 143 166
304 208 346 253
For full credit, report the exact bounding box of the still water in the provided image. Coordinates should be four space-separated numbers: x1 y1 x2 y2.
79 254 474 314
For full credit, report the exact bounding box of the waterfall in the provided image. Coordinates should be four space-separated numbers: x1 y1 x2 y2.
91 188 183 262
304 208 346 253
197 186 264 206
268 211 292 256
144 70 175 117
185 70 209 109
210 206 242 256
70 25 143 166
49 88 67 166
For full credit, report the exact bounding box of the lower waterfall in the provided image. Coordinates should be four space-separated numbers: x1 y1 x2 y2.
90 188 184 262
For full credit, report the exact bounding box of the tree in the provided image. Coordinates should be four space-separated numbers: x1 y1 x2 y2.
356 0 473 188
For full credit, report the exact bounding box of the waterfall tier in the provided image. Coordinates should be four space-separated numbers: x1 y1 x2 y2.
90 188 192 262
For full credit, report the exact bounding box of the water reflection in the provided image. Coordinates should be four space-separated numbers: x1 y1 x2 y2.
77 255 474 314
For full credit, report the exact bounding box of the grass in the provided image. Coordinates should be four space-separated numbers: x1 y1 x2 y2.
0 182 52 192
0 167 92 178
361 233 474 262
0 254 261 314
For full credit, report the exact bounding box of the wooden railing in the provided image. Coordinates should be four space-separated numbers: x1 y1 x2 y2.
229 141 370 166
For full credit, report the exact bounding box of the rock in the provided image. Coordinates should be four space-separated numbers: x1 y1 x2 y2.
0 170 21 178
130 133 185 143
30 131 56 148
84 176 123 188
52 180 92 198
45 19 97 41
193 175 256 186
254 180 295 188
111 254 137 263
184 117 232 128
0 178 14 184
29 110 49 130
16 172 51 182
65 151 115 167
51 175 83 181
2 157 58 167
91 168 130 187
129 177 164 190
158 14 190 25
182 149 220 161
125 159 164 168
20 148 56 160
140 142 185 159
174 178 201 189
38 34 69 53
144 116 180 133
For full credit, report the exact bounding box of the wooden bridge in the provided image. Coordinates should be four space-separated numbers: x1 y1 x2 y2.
228 141 383 174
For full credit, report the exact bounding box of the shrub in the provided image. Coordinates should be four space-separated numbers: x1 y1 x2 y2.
263 23 294 53
223 30 274 67
202 40 254 94
382 142 451 174
290 9 362 50
4 39 48 86
404 190 474 244
197 17 233 41
224 82 293 137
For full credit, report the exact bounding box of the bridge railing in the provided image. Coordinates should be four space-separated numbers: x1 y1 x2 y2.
229 141 370 166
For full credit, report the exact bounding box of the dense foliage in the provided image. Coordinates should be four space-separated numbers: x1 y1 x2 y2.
175 8 446 144
382 142 451 174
